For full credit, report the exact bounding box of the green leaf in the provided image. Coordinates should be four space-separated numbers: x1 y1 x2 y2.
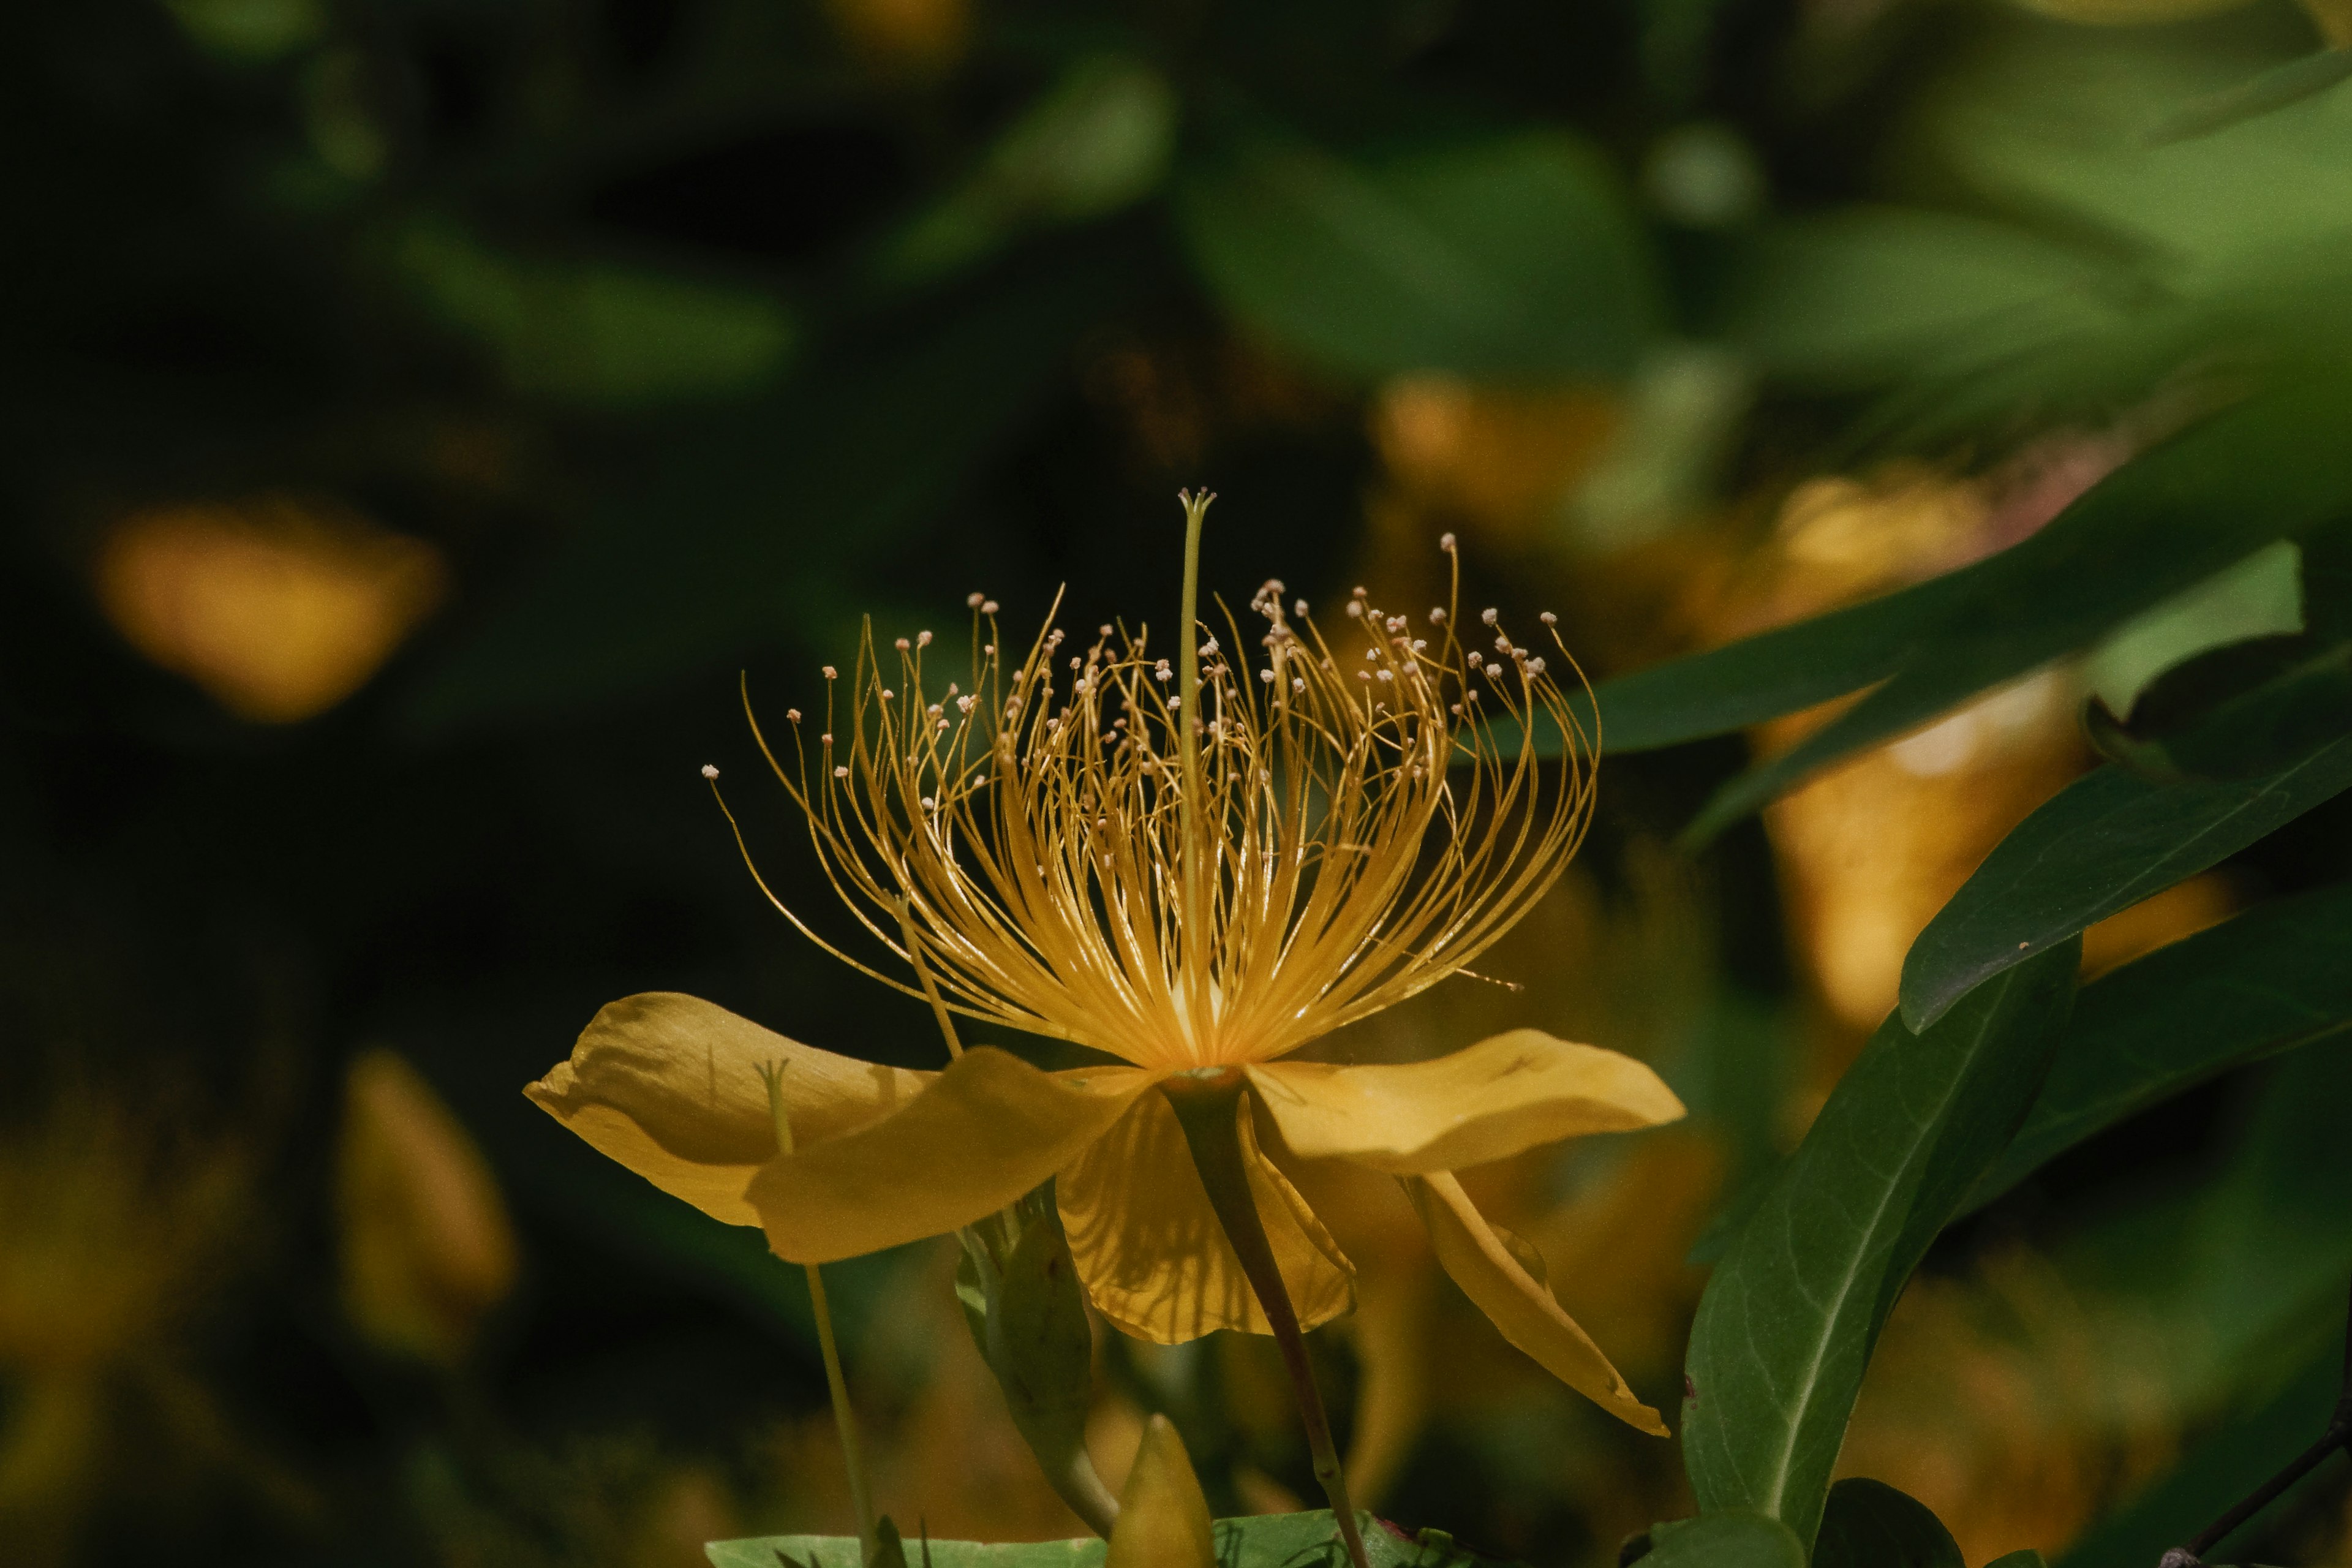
1971 880 2352 1207
1811 1480 1964 1568
1727 208 2122 390
1640 1512 1809 1568
1567 379 2352 794
1679 383 2352 841
1985 1553 2048 1568
391 219 799 407
1176 129 1657 381
1899 733 2352 1031
2083 541 2304 721
709 1512 1499 1568
1680 944 2080 1551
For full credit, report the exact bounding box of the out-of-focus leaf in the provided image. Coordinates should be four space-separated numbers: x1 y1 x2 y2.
1984 1554 2049 1568
1971 880 2352 1206
878 56 1178 288
393 219 798 406
1811 1480 1964 1568
2147 47 2352 145
2054 1348 2341 1568
2056 1042 2352 1567
1575 379 2352 767
1679 383 2352 842
2084 541 2304 720
1681 945 2079 1551
709 1512 1499 1568
1727 208 2122 390
1899 728 2352 1030
1640 1512 1809 1568
407 235 1153 729
164 0 323 61
1176 129 1657 382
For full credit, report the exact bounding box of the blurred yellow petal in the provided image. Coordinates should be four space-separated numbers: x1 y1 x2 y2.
748 1055 1153 1263
1250 1030 1684 1175
1404 1172 1667 1436
1104 1414 1215 1568
95 496 444 723
1060 1091 1354 1344
524 992 932 1228
340 1048 517 1365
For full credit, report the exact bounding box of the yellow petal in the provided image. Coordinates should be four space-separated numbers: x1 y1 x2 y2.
748 1054 1153 1263
1403 1171 1667 1436
525 992 932 1227
1250 1029 1684 1174
1105 1414 1215 1568
1058 1090 1354 1344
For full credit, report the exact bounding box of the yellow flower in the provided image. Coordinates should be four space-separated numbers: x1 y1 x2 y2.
527 517 1684 1434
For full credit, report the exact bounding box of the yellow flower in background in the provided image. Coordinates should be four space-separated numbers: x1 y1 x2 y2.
528 506 1684 1435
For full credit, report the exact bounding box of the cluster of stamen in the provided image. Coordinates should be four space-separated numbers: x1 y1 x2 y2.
741 538 1596 1071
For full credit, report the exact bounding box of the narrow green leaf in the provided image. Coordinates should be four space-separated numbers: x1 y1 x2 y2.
1567 379 2352 796
1177 129 1657 381
1899 735 2352 1031
710 1512 1494 1568
2145 48 2352 146
1812 1480 1964 1568
1679 382 2352 840
1970 880 2352 1206
1681 944 2080 1550
1642 1512 1808 1568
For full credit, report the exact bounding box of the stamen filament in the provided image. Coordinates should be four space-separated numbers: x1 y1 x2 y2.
1162 1072 1372 1568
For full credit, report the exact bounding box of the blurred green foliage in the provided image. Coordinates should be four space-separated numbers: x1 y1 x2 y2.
7 0 2352 1564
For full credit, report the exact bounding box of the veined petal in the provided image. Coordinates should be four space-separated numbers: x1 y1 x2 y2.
748 1054 1153 1263
1250 1030 1684 1175
526 992 932 1227
1058 1091 1355 1344
1404 1171 1667 1436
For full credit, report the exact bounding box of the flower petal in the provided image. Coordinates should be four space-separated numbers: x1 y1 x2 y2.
525 992 932 1227
748 1053 1153 1263
1058 1090 1354 1344
1250 1029 1684 1174
1404 1171 1667 1436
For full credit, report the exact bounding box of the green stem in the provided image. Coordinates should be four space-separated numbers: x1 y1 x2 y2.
1163 1072 1371 1568
807 1261 880 1564
766 1063 880 1562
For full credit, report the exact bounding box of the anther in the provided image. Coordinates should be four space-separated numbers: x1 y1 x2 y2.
981 600 999 614
1294 599 1308 617
1540 611 1558 625
1480 608 1499 625
1468 652 1483 667
1439 532 1457 551
1528 657 1547 674
823 665 838 679
786 708 801 722
895 637 910 650
1430 608 1447 624
921 797 936 810
918 630 933 647
821 733 833 744
701 764 719 779
1346 601 1364 617
834 764 850 777
1099 624 1113 638
881 688 895 699
1259 668 1275 682
968 592 984 608
1352 585 1368 598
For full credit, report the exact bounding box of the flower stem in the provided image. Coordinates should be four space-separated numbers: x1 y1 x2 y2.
765 1063 879 1562
1163 1072 1371 1568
